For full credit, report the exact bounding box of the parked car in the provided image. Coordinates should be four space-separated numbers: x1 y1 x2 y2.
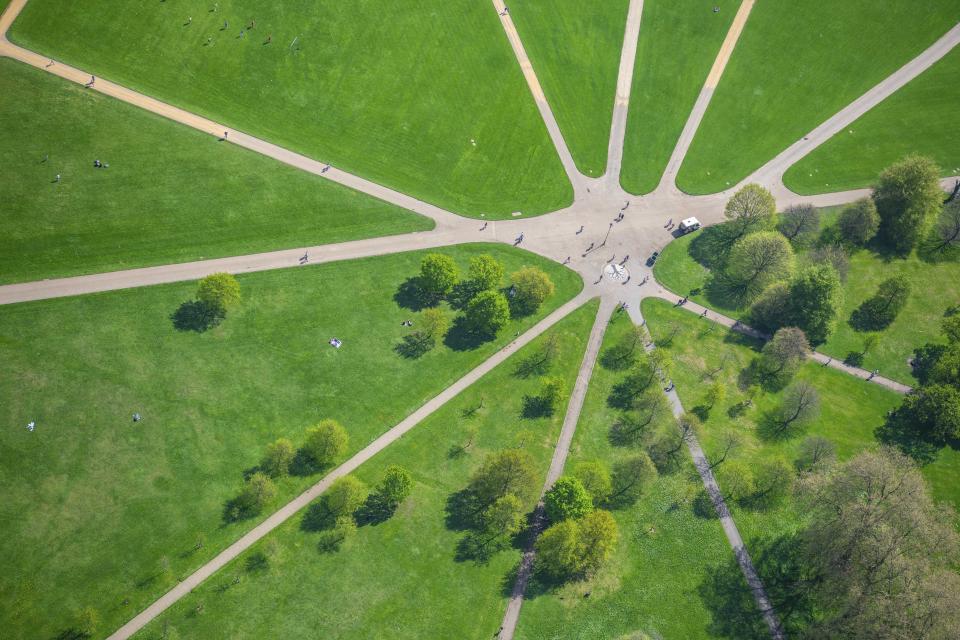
678 217 701 235
646 251 660 267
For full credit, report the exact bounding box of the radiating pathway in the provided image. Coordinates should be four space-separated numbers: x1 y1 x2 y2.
628 301 786 639
106 293 595 640
605 0 644 189
647 288 913 394
499 298 616 640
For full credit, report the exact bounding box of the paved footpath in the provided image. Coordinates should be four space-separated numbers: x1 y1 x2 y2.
647 287 913 394
656 0 755 194
106 292 595 640
604 0 644 189
499 298 616 640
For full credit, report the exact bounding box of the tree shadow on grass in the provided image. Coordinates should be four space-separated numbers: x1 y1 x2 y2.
698 534 815 639
443 316 493 352
393 277 434 312
394 333 433 359
52 629 92 640
300 502 338 532
703 273 748 311
288 449 324 478
875 418 942 465
444 488 485 532
170 300 221 332
689 225 736 271
354 493 398 527
916 229 960 265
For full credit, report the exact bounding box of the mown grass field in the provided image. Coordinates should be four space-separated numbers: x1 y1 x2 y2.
510 0 629 177
133 301 599 640
620 0 737 194
514 310 736 639
0 59 430 284
0 245 581 639
784 47 960 194
652 209 960 384
676 0 959 194
10 0 572 218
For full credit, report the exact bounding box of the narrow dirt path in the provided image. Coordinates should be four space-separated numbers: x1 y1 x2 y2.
646 287 913 394
655 0 755 194
106 292 595 640
625 302 786 639
491 0 587 197
605 0 644 189
748 22 960 196
498 298 616 640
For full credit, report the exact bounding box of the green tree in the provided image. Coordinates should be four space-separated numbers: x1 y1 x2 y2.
838 197 880 246
609 453 657 507
943 315 960 344
704 380 726 410
524 376 565 418
468 254 504 291
777 203 820 246
717 460 755 503
398 307 451 357
73 606 99 638
576 509 619 575
535 519 581 580
810 244 850 282
197 272 241 316
544 476 593 522
510 266 555 315
481 493 525 537
573 461 612 506
852 276 911 331
261 437 295 478
785 264 843 344
237 472 277 515
374 465 413 509
759 327 810 385
873 155 944 254
724 183 777 240
304 419 349 467
725 231 795 301
469 449 538 506
465 289 511 335
323 475 368 520
888 384 960 446
752 458 794 508
796 436 837 472
419 253 459 300
771 381 820 437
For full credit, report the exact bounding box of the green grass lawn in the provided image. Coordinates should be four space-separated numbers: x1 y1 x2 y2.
509 0 629 177
0 244 582 640
784 47 960 194
132 300 600 640
676 0 960 194
10 0 572 218
0 59 430 284
620 0 738 194
514 310 736 639
642 297 960 516
653 211 960 384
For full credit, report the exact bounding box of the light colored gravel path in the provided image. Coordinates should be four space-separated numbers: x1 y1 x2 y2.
748 22 960 198
646 287 913 394
498 297 616 640
626 301 786 640
105 292 594 640
491 0 587 197
605 0 644 189
655 0 755 195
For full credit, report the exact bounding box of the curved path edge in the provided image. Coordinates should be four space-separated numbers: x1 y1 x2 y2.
106 291 596 640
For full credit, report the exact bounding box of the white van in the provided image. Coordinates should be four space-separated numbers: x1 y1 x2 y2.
678 217 701 235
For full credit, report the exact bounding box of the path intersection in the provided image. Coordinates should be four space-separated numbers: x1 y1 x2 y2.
2 0 958 637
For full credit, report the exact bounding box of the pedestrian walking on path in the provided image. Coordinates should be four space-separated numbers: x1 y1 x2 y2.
576 225 584 234
54 173 60 183
86 75 95 87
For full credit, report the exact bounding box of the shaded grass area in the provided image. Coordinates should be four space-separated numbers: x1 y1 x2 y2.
0 245 582 639
133 301 600 640
653 210 960 383
785 46 960 194
0 58 430 284
510 0 629 177
10 0 572 218
643 297 960 517
676 0 960 194
620 0 738 194
514 310 735 639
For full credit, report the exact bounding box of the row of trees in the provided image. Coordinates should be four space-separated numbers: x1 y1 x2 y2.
227 420 350 521
400 253 556 356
